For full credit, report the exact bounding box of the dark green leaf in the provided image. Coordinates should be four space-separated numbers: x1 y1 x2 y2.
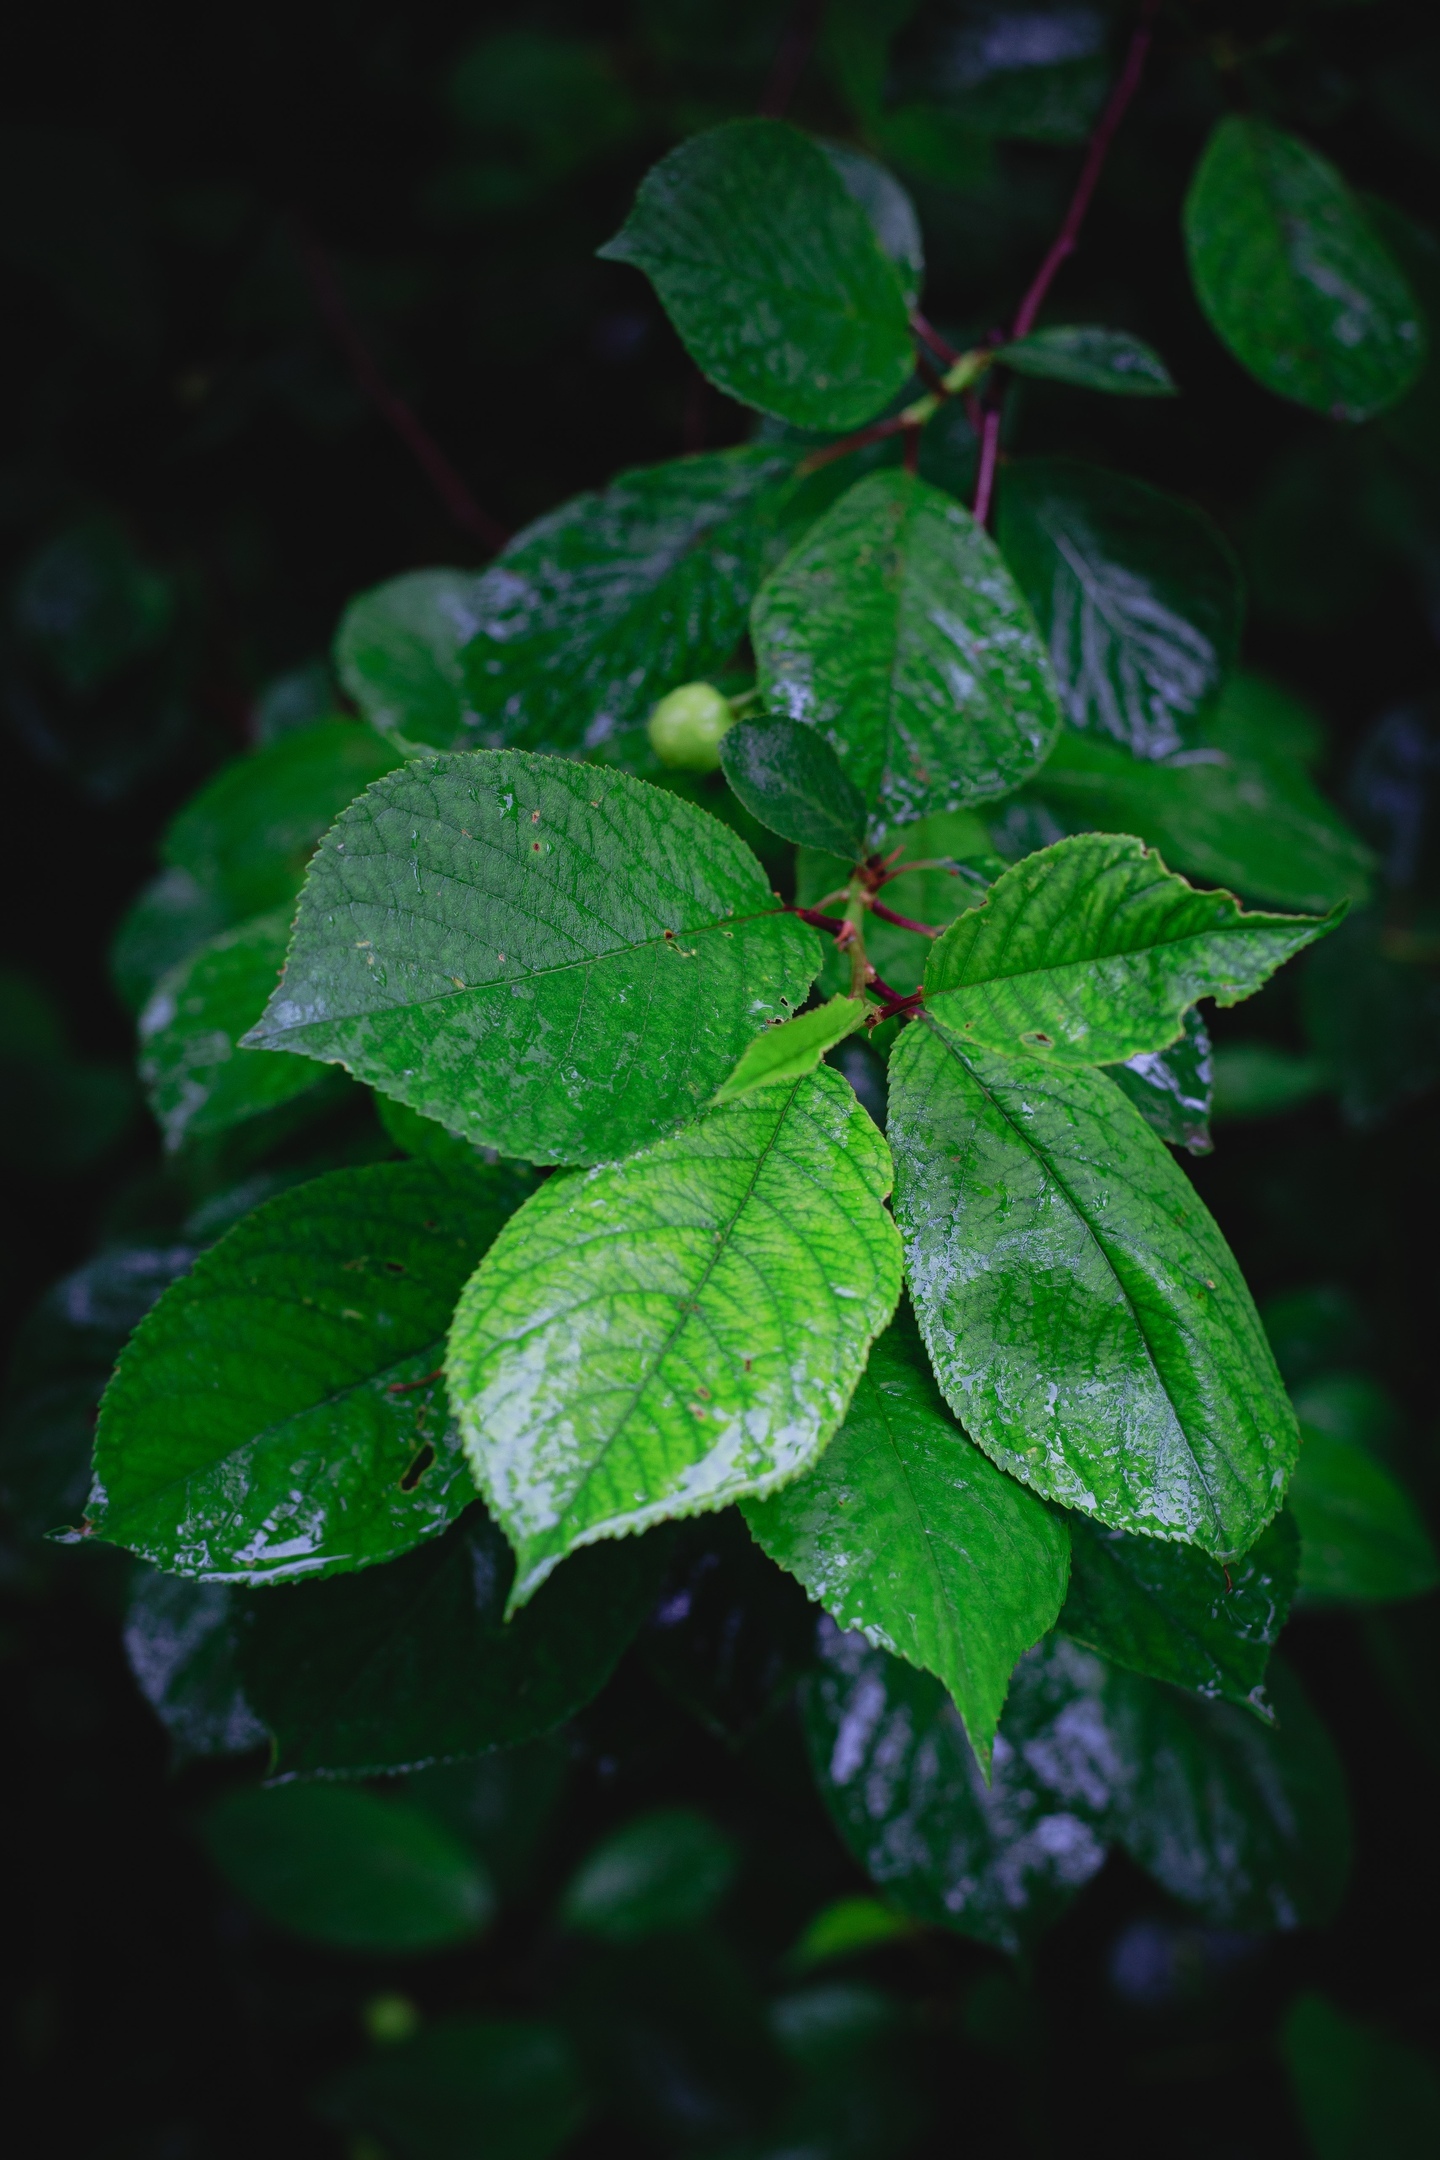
11 513 173 692
559 1808 739 1940
744 1306 1069 1770
713 995 866 1104
1302 908 1440 1127
199 1783 493 1951
996 326 1177 397
821 142 924 308
123 1569 267 1765
1289 1376 1439 1604
998 460 1243 761
401 1740 569 1899
1020 728 1375 916
447 1066 901 1605
0 968 134 1175
89 1161 525 1581
889 6 1109 146
921 832 1329 1066
110 867 230 1014
889 1026 1297 1558
720 718 868 858
599 120 912 431
1282 1994 1440 2160
1108 1005 1214 1156
1367 198 1440 480
315 2016 587 2160
237 1508 669 1778
335 569 490 749
245 750 820 1166
1212 1042 1328 1123
644 1510 819 1749
753 470 1060 832
457 450 801 762
1184 116 1425 421
1058 1509 1299 1713
161 719 401 920
373 1089 524 1183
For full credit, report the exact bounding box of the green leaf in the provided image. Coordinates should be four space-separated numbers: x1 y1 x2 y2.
559 1808 739 1941
236 1507 668 1778
786 1896 913 1970
1288 1377 1439 1604
753 470 1061 832
111 866 230 1014
1058 1509 1299 1713
1212 1041 1328 1122
743 1306 1069 1769
997 460 1243 761
995 326 1177 397
199 1783 493 1951
447 1066 902 1606
244 750 821 1166
336 568 489 749
1108 1005 1214 1156
12 513 173 693
124 1569 267 1765
889 1026 1297 1557
887 6 1109 146
1021 727 1375 917
821 142 924 309
1283 1994 1440 2160
797 810 1002 1000
921 833 1330 1067
316 2017 588 2160
1301 908 1440 1128
89 1161 526 1581
720 718 868 858
161 720 401 920
713 996 867 1104
373 1089 518 1182
1184 116 1426 421
599 119 913 431
458 450 801 762
138 911 349 1153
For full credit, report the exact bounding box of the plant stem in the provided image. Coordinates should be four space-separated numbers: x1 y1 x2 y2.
759 0 827 118
871 901 941 936
911 311 961 366
840 871 872 998
972 405 1003 528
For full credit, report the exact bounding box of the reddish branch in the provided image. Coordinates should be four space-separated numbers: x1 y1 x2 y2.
760 0 828 119
292 220 510 552
871 900 941 936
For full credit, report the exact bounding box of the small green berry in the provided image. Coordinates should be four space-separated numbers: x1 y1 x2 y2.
647 681 733 772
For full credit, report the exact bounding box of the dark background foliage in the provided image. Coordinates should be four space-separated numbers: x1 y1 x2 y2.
3 2 1439 2155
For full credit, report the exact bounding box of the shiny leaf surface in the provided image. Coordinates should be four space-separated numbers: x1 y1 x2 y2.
996 326 1177 397
744 1307 1069 1769
889 1026 1297 1556
821 141 924 308
599 120 912 430
1184 116 1425 421
123 1569 267 1765
447 1066 902 1605
1108 1005 1214 1156
754 471 1061 831
245 750 820 1166
720 718 869 858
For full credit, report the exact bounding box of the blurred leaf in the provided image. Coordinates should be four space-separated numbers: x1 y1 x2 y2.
998 459 1243 761
1289 1379 1438 1604
560 1808 740 1941
996 326 1177 397
123 1570 267 1766
1366 197 1440 480
1283 1993 1440 2160
821 142 925 308
600 120 913 431
787 1897 913 1970
445 29 639 186
237 1509 670 1778
199 1782 493 1951
10 515 174 694
111 867 231 1015
757 1980 929 2160
1302 908 1440 1126
315 2016 587 2160
251 659 336 744
0 967 134 1175
1263 1288 1370 1389
400 1740 569 1897
890 3 1111 145
336 569 490 750
1184 117 1425 421
1107 1005 1213 1156
644 1509 819 1747
721 718 869 858
1212 1043 1329 1122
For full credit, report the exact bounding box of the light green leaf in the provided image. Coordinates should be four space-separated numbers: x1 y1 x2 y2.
89 1161 526 1581
599 119 913 431
162 720 402 919
139 911 348 1153
753 470 1061 833
998 460 1242 760
447 1066 902 1606
889 1025 1298 1557
1108 1005 1214 1156
1289 1375 1439 1604
786 1896 913 1970
244 750 820 1166
921 833 1332 1066
1185 116 1425 421
336 568 490 749
714 996 866 1104
1059 1509 1299 1713
458 449 801 762
996 326 1177 397
559 1807 739 1941
1021 727 1375 916
743 1306 1069 1770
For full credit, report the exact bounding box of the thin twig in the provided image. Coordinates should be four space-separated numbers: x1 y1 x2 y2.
795 906 848 935
972 405 1004 528
796 413 912 475
910 310 962 367
386 1367 444 1394
760 0 827 119
871 900 941 936
292 218 509 552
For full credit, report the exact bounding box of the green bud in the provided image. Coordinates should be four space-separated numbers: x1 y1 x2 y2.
647 681 733 772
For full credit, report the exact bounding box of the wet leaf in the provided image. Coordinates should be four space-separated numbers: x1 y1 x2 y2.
1058 1509 1299 1712
199 1782 493 1950
559 1808 739 1940
744 1307 1069 1769
1185 116 1425 421
315 2016 587 2160
123 1569 267 1765
921 832 1329 1066
1108 1005 1214 1156
720 718 869 858
753 470 1060 833
599 119 912 431
713 996 866 1104
998 460 1242 761
89 1161 525 1582
996 326 1177 397
889 1026 1297 1557
245 750 820 1166
447 1066 901 1606
336 568 491 749
237 1508 669 1779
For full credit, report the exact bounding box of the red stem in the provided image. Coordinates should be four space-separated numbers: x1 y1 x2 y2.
795 906 848 935
796 413 911 475
972 407 1003 529
871 900 941 936
910 311 962 367
292 220 509 552
759 0 827 118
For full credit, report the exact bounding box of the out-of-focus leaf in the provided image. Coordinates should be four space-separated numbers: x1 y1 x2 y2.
1282 1994 1440 2160
315 2016 587 2160
123 1570 267 1766
644 1509 818 1748
336 569 491 749
1107 1005 1213 1156
889 4 1110 145
10 515 173 693
996 326 1177 397
400 1740 569 1898
1289 1376 1439 1603
0 968 134 1176
787 1897 913 1970
1302 908 1440 1126
559 1808 739 1941
1212 1043 1328 1122
110 867 231 1015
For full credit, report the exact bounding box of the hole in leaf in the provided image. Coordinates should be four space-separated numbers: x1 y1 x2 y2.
399 1441 436 1492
